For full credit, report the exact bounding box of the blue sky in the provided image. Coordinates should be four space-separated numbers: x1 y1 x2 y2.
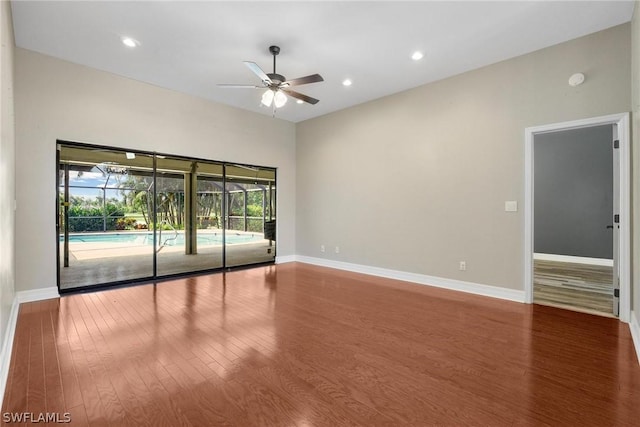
62 170 130 199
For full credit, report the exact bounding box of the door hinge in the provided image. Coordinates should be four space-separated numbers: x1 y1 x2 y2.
614 214 619 223
613 289 620 298
613 140 619 149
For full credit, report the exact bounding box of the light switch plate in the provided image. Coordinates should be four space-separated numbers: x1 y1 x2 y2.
505 201 518 212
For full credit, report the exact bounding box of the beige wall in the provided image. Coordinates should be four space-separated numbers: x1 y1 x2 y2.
296 24 631 291
632 2 639 319
14 48 296 292
0 0 15 345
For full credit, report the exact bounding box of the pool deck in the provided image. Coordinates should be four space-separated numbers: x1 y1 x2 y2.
59 230 275 290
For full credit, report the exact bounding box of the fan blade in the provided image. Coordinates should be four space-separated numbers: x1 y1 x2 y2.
244 61 272 84
282 89 320 105
283 73 324 87
217 84 263 89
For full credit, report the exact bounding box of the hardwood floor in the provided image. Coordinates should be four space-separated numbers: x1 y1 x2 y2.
3 262 639 426
533 259 613 315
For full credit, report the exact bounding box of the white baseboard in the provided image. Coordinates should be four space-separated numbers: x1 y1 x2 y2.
275 255 296 264
630 311 640 365
295 256 525 303
0 286 59 409
533 253 613 267
0 297 20 412
15 286 59 304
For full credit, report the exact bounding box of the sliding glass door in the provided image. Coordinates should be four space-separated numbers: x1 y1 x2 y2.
155 156 225 276
58 145 155 289
224 165 276 267
57 142 276 291
195 162 226 270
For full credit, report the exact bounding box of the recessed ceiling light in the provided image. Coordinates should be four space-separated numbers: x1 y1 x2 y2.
121 36 139 48
296 100 304 104
342 79 352 87
412 51 424 61
568 72 585 87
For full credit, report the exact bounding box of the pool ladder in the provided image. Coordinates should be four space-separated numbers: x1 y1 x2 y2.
156 221 178 253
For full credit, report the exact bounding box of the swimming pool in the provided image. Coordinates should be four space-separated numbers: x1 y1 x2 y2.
61 232 263 246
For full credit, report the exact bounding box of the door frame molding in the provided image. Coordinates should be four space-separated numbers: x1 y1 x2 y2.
524 112 630 322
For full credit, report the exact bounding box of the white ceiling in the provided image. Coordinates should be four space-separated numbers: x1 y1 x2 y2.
11 1 635 123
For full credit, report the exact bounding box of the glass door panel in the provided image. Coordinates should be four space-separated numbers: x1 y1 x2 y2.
58 145 154 290
196 162 225 271
155 157 225 275
224 165 276 267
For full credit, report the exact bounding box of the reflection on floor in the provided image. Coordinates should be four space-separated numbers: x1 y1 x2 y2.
533 259 613 316
59 240 275 290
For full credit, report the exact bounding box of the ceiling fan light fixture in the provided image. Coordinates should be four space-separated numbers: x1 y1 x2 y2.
261 89 274 107
274 90 287 108
220 45 323 113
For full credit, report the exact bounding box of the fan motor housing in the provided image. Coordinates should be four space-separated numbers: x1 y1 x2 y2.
269 45 280 56
267 73 286 84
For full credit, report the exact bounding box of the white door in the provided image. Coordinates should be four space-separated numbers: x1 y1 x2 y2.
612 125 620 317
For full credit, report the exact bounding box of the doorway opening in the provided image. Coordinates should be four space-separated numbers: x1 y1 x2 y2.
524 113 630 321
533 125 614 316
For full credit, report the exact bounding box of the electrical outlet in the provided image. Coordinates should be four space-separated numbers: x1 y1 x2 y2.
320 245 325 253
335 246 340 254
459 261 466 271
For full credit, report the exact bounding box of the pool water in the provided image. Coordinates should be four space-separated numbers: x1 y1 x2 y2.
61 232 262 246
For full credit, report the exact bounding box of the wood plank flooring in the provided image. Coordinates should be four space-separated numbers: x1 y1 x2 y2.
533 260 613 315
3 262 639 426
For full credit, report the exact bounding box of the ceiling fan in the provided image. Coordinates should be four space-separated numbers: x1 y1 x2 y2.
218 45 324 113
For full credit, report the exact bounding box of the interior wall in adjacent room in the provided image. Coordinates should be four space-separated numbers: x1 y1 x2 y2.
534 125 613 260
